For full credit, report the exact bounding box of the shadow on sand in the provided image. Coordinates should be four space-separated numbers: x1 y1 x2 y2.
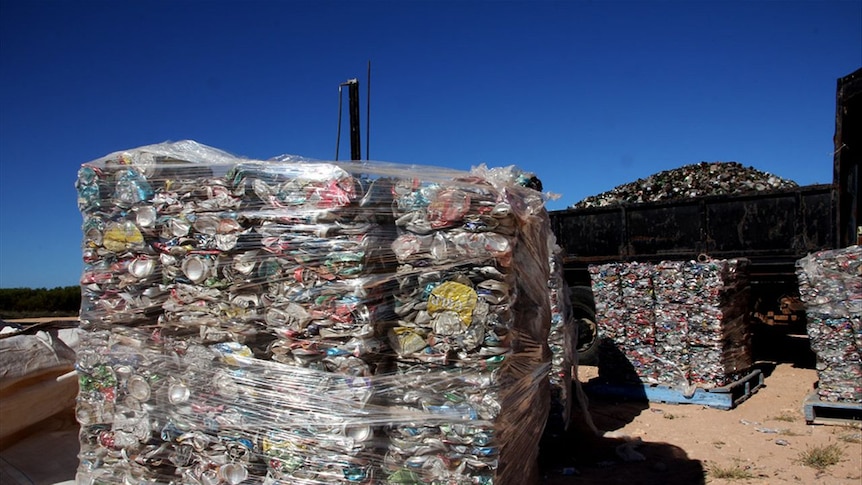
539 342 706 485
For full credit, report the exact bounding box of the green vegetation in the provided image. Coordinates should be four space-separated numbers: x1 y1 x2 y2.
709 460 755 480
797 443 845 471
0 286 80 319
770 411 797 422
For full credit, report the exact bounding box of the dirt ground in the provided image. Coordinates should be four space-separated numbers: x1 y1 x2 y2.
540 334 862 485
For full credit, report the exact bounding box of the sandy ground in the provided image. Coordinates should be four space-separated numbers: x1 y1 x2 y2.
1 321 859 485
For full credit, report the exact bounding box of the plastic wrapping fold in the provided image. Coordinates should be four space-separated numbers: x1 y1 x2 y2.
546 245 575 432
75 140 552 485
0 330 77 391
590 258 752 390
796 245 862 403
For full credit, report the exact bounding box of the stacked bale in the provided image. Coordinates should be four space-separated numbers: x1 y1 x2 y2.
590 258 752 389
796 245 862 403
383 165 552 484
74 141 552 485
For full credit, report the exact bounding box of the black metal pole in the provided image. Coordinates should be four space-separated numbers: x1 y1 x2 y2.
348 79 362 161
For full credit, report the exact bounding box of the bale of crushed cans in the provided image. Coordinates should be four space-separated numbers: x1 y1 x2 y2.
74 140 554 485
796 245 862 403
589 258 752 389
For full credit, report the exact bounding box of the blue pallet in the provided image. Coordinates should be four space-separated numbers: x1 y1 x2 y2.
803 392 862 426
584 369 764 410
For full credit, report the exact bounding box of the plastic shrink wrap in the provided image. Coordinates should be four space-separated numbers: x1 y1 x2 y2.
589 258 752 389
796 245 862 403
74 141 552 485
545 247 575 433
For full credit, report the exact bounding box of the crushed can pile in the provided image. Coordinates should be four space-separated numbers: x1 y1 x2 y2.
589 258 752 389
572 161 798 209
796 245 862 403
74 140 555 485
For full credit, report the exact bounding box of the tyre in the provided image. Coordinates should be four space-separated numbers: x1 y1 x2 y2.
570 285 599 365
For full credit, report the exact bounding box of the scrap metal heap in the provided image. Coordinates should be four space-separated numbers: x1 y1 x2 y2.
74 141 557 485
572 161 798 209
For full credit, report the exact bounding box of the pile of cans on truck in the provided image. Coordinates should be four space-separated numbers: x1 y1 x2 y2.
589 258 752 389
572 161 797 209
796 245 862 403
74 141 559 485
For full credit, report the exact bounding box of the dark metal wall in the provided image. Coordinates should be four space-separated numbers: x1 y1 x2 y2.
834 68 861 248
551 185 834 265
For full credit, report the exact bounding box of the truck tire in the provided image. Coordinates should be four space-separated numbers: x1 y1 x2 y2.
569 285 599 365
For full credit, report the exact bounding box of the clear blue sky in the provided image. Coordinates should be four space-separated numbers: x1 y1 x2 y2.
0 0 859 289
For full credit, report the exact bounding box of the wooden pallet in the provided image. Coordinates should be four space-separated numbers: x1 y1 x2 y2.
802 392 862 426
583 369 764 410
